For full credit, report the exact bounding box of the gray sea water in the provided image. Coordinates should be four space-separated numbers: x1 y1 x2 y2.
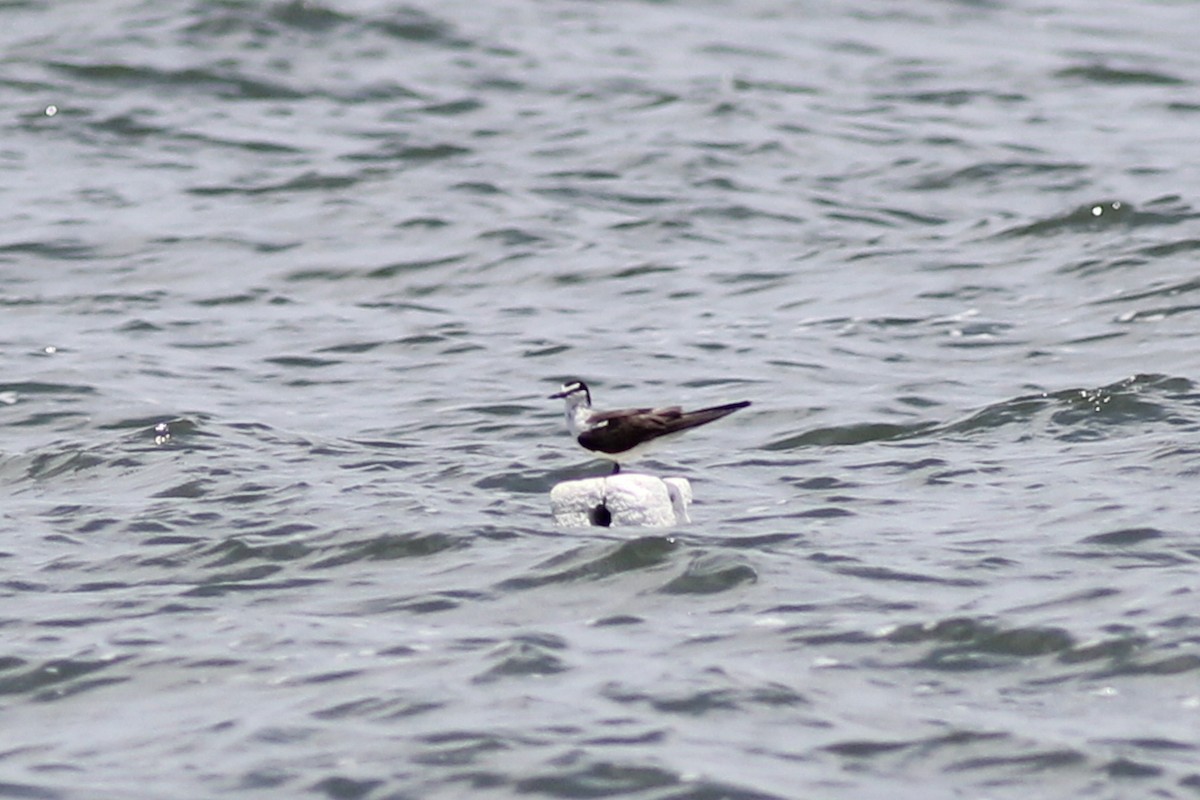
3 0 1200 797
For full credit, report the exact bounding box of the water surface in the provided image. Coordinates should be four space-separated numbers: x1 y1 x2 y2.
2 1 1199 797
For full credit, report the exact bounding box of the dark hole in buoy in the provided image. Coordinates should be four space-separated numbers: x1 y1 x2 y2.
590 502 612 527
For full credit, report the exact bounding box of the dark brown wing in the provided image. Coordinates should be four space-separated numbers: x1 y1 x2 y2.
667 401 751 432
577 407 677 454
578 402 749 454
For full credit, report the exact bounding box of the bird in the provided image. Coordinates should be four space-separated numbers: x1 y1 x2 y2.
549 379 751 474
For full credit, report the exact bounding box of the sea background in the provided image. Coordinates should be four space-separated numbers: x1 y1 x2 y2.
2 1 1200 797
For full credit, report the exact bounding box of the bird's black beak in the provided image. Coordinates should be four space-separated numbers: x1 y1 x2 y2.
548 390 568 399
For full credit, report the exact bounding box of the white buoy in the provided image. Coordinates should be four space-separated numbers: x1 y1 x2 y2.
550 474 692 528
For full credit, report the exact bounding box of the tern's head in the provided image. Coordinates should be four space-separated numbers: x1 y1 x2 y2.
549 379 591 406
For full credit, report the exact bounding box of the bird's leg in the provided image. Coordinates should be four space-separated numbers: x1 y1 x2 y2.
611 462 621 475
